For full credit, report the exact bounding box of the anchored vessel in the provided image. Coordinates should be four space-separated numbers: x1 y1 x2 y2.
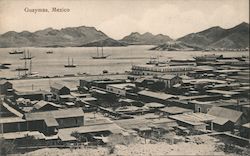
9 49 24 54
92 47 109 59
64 57 76 68
20 50 34 60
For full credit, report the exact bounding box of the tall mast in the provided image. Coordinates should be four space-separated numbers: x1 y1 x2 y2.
24 59 27 75
72 58 74 65
30 59 32 74
97 47 99 56
68 57 70 65
102 47 103 57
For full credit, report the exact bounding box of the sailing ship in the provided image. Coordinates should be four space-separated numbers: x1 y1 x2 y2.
20 50 34 60
64 57 76 68
91 47 109 59
9 49 24 54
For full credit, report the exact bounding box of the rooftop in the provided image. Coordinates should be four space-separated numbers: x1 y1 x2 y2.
107 83 135 90
160 106 193 114
207 107 243 123
169 113 215 126
138 90 176 100
25 108 84 121
33 100 62 110
144 102 165 108
206 89 240 95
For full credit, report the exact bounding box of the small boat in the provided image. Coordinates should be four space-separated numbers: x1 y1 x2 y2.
92 47 109 59
46 51 53 54
9 49 24 54
64 57 76 68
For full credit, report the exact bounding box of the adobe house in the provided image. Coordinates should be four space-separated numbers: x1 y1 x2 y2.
0 80 13 95
0 117 27 133
208 106 244 131
24 108 84 135
157 75 182 89
50 83 70 101
13 90 51 101
106 83 135 96
240 123 250 139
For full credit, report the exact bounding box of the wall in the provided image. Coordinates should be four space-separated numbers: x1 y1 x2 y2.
57 116 84 128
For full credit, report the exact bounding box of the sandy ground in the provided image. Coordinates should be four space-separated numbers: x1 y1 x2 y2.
13 135 238 156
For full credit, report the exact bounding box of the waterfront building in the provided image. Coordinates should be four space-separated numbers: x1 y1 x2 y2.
131 64 195 76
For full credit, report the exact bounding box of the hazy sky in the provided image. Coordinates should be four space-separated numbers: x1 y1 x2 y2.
0 0 249 39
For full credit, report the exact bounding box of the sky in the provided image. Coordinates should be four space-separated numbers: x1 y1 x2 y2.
0 0 249 39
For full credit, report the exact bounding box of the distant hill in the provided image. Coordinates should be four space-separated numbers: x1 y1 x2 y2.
177 22 249 49
120 32 173 45
150 41 203 51
79 38 127 47
0 26 122 47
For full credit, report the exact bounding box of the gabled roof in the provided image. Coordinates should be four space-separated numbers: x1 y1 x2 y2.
0 80 11 85
50 83 68 90
212 117 231 125
33 100 61 110
207 107 243 123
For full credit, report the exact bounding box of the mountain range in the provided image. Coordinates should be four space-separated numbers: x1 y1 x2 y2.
119 32 173 45
0 22 248 49
177 22 249 49
0 26 111 47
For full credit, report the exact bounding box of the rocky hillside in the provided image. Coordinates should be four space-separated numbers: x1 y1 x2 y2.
79 38 127 47
150 41 203 51
177 22 249 49
120 32 173 45
0 26 119 47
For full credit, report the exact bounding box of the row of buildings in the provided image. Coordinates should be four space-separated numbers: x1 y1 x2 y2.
0 54 249 150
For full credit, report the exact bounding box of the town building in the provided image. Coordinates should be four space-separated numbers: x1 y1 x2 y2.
0 80 13 95
50 83 70 101
106 83 135 96
131 64 194 76
157 74 182 89
24 108 84 135
207 107 244 131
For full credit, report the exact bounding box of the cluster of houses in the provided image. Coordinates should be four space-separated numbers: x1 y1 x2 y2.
0 54 249 149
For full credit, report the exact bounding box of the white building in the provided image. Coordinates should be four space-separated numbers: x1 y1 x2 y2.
106 83 135 96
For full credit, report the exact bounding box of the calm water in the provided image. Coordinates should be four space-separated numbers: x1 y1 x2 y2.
0 45 249 78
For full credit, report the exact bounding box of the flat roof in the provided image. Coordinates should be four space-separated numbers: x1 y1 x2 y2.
138 90 176 100
25 108 84 121
58 123 122 141
206 89 240 95
160 106 193 114
2 131 45 140
107 83 135 89
183 79 227 84
169 113 215 126
144 102 165 108
0 117 25 124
